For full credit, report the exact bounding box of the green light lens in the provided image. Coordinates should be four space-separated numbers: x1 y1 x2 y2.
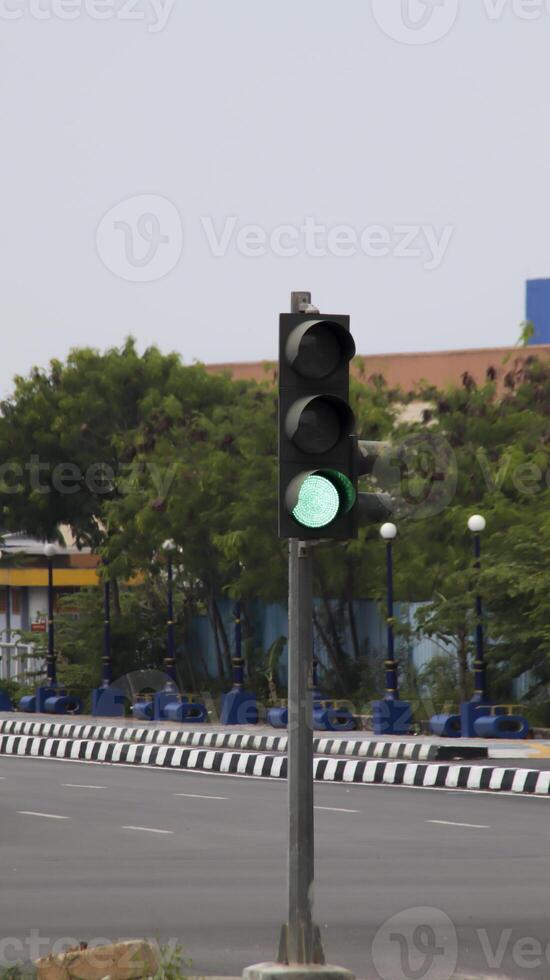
292 474 340 529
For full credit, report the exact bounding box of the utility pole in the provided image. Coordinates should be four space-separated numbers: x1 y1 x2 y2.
280 290 322 966
243 293 354 978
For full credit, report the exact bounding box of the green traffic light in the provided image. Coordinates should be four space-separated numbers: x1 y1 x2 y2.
292 473 340 529
291 470 356 530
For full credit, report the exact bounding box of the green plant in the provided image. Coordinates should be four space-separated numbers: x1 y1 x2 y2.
153 943 192 980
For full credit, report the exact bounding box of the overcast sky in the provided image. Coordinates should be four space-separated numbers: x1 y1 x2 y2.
1 0 549 396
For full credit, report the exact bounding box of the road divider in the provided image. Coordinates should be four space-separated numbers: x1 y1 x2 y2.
0 718 487 762
1 732 548 796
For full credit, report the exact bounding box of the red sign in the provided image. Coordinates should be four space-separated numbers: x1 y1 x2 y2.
31 622 46 633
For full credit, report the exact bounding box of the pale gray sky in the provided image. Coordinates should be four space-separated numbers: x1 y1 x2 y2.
1 0 549 396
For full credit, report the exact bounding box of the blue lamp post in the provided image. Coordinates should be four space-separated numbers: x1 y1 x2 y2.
372 523 413 735
468 514 487 703
44 543 57 688
460 514 491 736
21 544 82 715
162 539 177 691
92 561 125 717
220 600 258 725
102 576 112 687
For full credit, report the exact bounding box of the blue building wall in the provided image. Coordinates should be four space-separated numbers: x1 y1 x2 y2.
526 279 550 344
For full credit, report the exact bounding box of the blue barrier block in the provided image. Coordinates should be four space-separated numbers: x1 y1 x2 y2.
35 686 63 714
474 714 530 740
153 691 208 723
460 701 492 738
0 690 14 711
162 700 208 723
430 714 462 738
132 699 154 721
220 689 258 725
267 706 288 728
43 694 82 715
313 705 356 732
19 694 36 712
372 699 413 736
92 686 126 718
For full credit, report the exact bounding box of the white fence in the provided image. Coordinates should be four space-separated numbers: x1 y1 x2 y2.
0 641 46 683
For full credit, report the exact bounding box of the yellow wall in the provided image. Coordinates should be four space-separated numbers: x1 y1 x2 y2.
0 569 99 587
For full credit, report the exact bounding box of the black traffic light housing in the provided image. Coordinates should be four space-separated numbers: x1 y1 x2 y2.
279 311 394 540
279 313 358 540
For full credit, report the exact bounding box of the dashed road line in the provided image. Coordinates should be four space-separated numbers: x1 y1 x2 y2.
428 819 489 829
122 825 174 835
18 810 69 820
315 806 359 814
174 793 228 801
62 783 107 789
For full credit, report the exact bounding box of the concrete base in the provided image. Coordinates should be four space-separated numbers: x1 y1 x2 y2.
220 689 258 725
372 699 412 735
243 966 355 980
0 690 13 711
92 686 126 718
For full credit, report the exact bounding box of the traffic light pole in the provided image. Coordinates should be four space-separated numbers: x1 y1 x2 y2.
244 292 354 978
279 293 324 966
282 537 322 964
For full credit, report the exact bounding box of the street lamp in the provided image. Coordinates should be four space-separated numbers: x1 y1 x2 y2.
101 562 112 688
372 523 413 735
91 557 125 717
162 539 177 691
380 523 399 701
43 543 57 687
467 514 487 704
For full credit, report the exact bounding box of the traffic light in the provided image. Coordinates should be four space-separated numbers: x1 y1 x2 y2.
278 313 393 540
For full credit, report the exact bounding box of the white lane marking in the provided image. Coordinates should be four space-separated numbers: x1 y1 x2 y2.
18 810 69 820
174 793 228 801
122 825 174 835
427 819 489 829
315 805 359 814
62 783 106 790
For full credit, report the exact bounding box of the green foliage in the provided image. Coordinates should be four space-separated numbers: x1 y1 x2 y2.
153 943 192 980
4 339 550 710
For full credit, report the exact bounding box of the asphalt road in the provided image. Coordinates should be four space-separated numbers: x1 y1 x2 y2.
1 757 550 979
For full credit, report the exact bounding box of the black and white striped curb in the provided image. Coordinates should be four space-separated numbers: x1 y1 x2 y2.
0 718 486 762
0 733 545 795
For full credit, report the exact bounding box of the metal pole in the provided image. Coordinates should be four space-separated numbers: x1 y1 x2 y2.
231 601 244 688
279 290 324 966
5 585 11 682
384 540 399 701
165 554 177 688
472 533 487 702
102 577 112 687
46 557 56 686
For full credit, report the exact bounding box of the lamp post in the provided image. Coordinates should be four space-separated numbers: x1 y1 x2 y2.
372 523 413 735
380 522 398 700
162 539 177 691
220 600 258 725
467 514 487 703
44 543 57 687
101 565 112 688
